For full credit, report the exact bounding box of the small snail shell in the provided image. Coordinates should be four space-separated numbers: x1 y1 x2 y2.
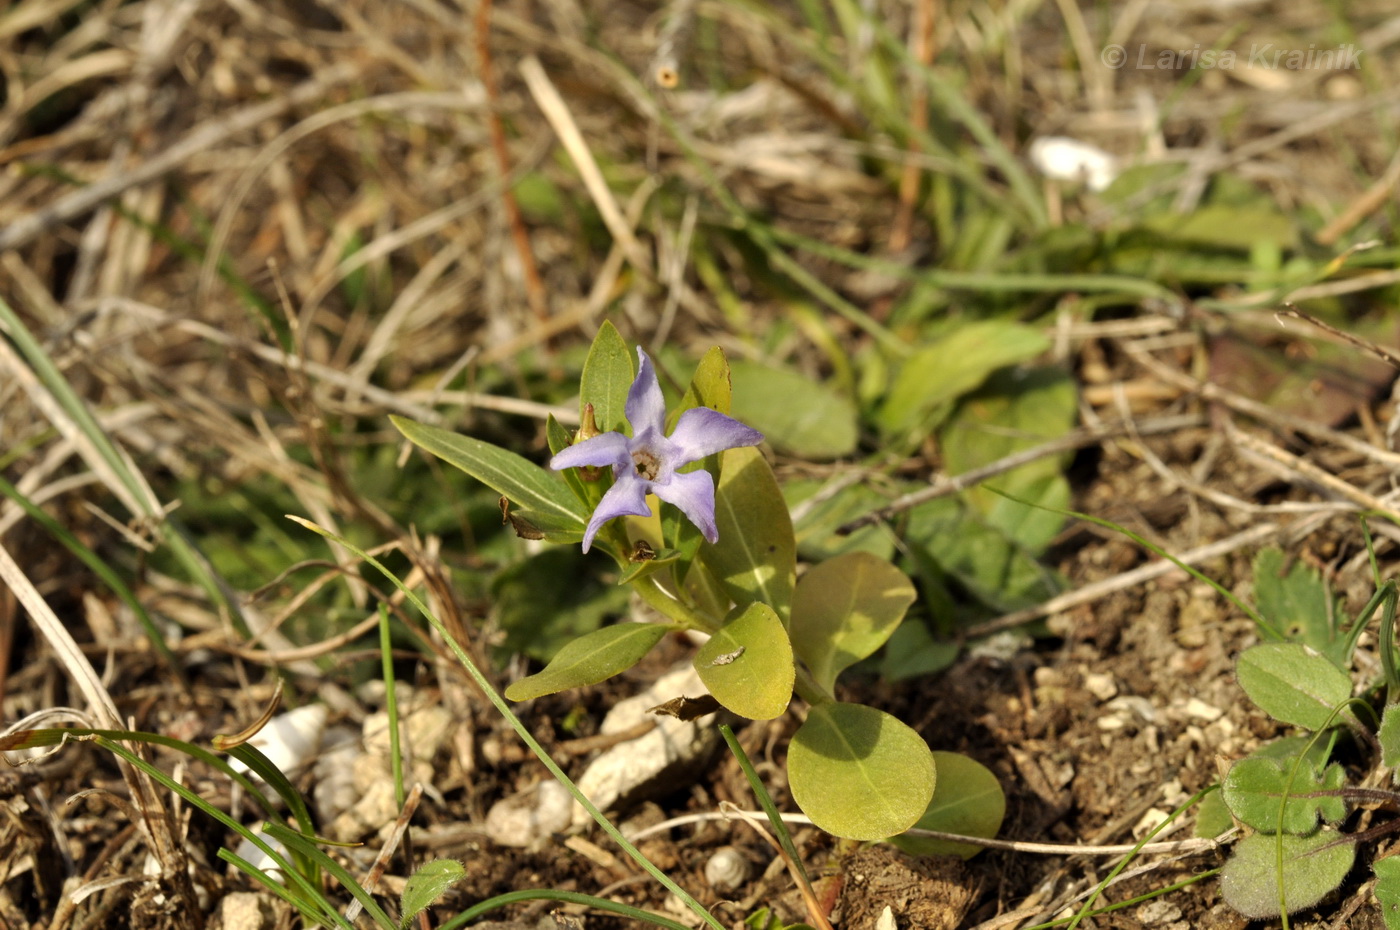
704 846 751 893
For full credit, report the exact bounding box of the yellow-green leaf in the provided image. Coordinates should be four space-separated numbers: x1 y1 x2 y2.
695 602 794 720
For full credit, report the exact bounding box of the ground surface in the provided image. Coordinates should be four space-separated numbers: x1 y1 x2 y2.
3 1 1400 929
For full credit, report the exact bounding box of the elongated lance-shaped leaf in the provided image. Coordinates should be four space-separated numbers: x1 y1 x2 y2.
504 622 673 701
580 321 634 433
392 415 587 531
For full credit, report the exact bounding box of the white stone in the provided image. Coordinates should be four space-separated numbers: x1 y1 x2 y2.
1028 136 1119 192
227 705 326 779
1082 673 1118 702
485 780 574 847
1183 697 1224 722
571 664 721 827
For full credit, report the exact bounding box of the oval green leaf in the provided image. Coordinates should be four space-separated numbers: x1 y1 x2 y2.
790 552 916 693
1236 642 1353 731
728 361 857 460
504 622 671 701
392 416 587 531
788 702 935 840
695 602 794 720
1221 830 1354 918
580 321 634 433
891 751 1005 858
400 858 465 928
700 447 796 617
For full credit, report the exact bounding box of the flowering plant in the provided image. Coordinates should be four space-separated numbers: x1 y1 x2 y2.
392 323 1005 843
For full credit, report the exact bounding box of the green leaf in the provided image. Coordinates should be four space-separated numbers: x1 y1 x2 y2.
1222 757 1346 834
694 603 794 720
785 478 895 563
941 366 1076 524
400 859 465 929
790 552 916 693
1236 643 1353 731
890 752 1005 858
1252 547 1340 658
879 621 961 681
1374 856 1400 930
700 447 796 618
492 549 629 661
1382 705 1400 772
392 416 587 531
504 622 672 701
877 321 1049 438
728 361 857 460
787 702 935 840
581 322 634 433
1194 789 1234 839
675 346 733 420
1220 830 1354 918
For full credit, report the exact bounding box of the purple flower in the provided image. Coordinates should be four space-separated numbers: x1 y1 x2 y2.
551 348 764 553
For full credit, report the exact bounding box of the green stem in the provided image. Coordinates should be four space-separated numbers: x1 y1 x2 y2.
633 574 715 633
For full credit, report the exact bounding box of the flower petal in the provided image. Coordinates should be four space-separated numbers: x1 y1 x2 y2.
581 471 652 552
625 348 667 437
651 469 719 543
550 431 630 471
667 407 764 463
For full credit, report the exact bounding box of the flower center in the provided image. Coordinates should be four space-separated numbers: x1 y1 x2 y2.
631 448 661 481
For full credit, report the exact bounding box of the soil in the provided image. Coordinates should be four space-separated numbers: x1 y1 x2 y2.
3 1 1400 929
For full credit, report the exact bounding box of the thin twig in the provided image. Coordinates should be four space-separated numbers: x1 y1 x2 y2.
0 63 359 252
961 518 1306 640
477 0 549 325
628 808 1232 857
837 413 1203 533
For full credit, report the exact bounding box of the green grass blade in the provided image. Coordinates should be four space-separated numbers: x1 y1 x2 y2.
441 889 698 930
286 515 728 930
0 471 185 683
262 822 397 930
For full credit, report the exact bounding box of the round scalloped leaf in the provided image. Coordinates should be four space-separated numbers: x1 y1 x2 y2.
790 552 916 694
1381 704 1400 772
504 622 671 701
1221 830 1354 918
788 702 935 840
694 602 794 720
1222 757 1346 834
890 751 1004 859
1235 643 1353 731
1373 855 1400 929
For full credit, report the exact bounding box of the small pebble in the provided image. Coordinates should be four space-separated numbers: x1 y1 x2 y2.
1082 672 1118 702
